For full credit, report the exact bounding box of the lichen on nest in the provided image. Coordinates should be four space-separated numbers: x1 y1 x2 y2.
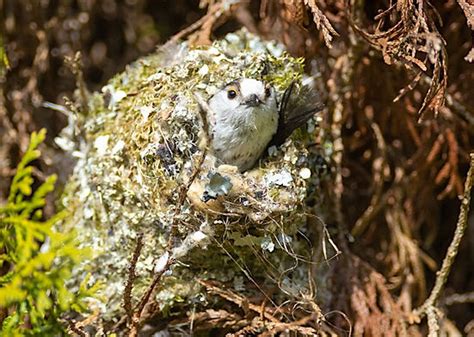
58 29 330 321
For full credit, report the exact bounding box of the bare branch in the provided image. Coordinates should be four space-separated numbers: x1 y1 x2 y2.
412 153 474 324
123 233 144 325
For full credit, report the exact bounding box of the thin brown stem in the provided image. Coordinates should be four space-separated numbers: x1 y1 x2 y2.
123 233 143 325
412 153 474 326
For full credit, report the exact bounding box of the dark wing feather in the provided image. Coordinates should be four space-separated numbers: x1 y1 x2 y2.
270 81 324 146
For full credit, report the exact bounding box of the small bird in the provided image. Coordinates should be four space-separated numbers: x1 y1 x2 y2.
197 78 323 172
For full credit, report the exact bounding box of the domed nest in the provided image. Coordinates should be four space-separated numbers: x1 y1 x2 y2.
58 29 331 323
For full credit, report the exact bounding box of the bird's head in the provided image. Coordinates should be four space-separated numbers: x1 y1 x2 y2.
208 78 277 114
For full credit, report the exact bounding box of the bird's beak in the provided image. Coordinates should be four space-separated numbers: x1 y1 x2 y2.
244 94 262 107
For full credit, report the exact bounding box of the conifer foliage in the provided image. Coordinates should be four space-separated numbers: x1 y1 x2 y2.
0 129 99 335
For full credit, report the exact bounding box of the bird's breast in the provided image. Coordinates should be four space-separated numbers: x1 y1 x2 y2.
210 106 278 171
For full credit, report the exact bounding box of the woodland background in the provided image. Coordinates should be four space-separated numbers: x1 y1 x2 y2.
0 0 473 336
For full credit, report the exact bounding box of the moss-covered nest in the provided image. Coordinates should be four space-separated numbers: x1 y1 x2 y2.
58 29 331 325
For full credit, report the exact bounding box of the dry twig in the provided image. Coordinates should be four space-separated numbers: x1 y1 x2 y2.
412 153 474 335
64 51 89 113
197 279 281 323
123 233 144 325
169 1 241 46
127 150 207 336
444 291 474 306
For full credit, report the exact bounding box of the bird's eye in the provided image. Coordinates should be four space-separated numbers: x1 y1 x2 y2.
227 90 237 99
265 87 272 98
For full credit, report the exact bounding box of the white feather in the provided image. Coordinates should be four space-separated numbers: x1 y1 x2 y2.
207 78 278 171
